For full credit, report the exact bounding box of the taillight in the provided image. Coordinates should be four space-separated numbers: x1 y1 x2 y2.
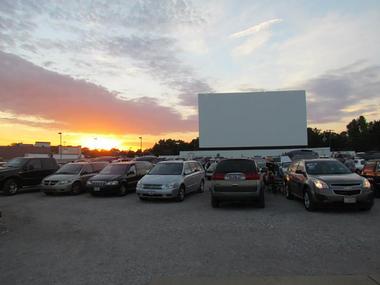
212 172 225 180
245 172 260 180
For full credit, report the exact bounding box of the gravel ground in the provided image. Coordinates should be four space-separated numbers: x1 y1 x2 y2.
0 184 379 285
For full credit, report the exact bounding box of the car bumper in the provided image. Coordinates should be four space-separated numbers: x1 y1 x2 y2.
88 185 120 194
313 190 374 204
136 188 178 199
41 184 72 193
211 190 261 200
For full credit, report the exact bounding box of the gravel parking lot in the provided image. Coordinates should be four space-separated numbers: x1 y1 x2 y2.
0 183 379 285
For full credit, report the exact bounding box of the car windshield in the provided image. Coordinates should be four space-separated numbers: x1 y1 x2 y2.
305 161 352 175
5 157 28 167
56 164 83 174
100 164 129 175
216 159 257 173
148 163 183 175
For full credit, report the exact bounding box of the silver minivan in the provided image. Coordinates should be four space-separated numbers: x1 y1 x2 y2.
136 160 205 202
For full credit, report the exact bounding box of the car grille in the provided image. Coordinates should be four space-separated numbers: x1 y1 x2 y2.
330 183 361 187
44 180 58 186
334 190 361 196
91 181 106 187
143 184 162 190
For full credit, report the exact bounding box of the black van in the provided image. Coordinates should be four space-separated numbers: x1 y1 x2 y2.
0 157 59 195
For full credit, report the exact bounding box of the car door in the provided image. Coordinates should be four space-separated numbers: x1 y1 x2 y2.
294 162 307 197
287 162 298 194
22 159 44 186
183 163 194 192
126 164 138 190
80 164 94 185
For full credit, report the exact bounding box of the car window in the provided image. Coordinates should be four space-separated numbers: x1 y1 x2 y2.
41 158 57 169
129 165 137 175
100 164 130 175
57 163 83 174
27 159 42 170
215 159 256 173
82 164 93 174
184 163 193 174
376 162 380 172
148 163 183 175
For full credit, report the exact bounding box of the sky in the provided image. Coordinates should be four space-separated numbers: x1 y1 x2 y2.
0 0 379 150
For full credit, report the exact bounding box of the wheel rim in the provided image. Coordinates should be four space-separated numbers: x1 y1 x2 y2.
179 188 185 200
9 182 18 194
304 192 310 208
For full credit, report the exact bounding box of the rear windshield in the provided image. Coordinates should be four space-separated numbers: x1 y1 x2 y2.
215 159 257 173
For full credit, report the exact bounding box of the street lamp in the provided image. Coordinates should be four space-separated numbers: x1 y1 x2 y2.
138 136 142 153
58 132 62 160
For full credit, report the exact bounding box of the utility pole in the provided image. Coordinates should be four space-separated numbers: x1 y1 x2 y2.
58 132 62 160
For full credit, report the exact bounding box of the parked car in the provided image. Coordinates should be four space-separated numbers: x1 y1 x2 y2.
41 162 107 195
284 159 374 211
87 161 152 196
134 156 159 164
136 160 205 202
0 157 59 195
361 160 380 197
210 159 265 208
285 149 319 161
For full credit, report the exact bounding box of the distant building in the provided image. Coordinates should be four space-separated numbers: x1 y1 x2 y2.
0 144 52 160
34 141 51 148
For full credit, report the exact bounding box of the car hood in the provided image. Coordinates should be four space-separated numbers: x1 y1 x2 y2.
0 167 19 174
89 174 121 181
44 174 79 181
140 175 182 185
313 173 363 184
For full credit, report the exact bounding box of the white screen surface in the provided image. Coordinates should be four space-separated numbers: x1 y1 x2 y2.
198 91 307 148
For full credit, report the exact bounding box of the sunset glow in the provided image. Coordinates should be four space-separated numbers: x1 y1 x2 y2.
79 137 123 150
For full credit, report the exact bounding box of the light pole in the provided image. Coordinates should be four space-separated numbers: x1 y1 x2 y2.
58 132 62 160
138 136 142 153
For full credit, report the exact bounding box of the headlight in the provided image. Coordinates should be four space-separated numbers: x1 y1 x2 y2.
363 179 372 190
162 182 177 190
313 179 329 190
58 180 73 185
106 180 119 185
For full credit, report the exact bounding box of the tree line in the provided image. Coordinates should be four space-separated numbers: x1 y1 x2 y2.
81 116 379 157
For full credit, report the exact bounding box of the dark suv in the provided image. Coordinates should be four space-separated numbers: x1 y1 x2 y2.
87 161 152 196
0 157 59 195
361 160 380 197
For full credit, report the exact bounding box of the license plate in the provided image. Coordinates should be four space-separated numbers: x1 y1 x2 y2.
344 197 356 204
94 187 100 191
228 174 243 181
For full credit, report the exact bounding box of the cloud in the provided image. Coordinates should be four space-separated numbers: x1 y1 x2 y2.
0 51 198 135
230 18 282 56
108 35 213 106
295 62 380 124
229 18 282 39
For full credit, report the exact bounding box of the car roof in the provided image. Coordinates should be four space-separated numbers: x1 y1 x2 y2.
301 158 336 163
158 160 184 163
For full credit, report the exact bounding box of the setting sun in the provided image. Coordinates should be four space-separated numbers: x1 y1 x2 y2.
80 137 123 150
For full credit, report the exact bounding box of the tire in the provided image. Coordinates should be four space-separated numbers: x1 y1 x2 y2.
198 179 205 193
118 183 128 196
71 182 82 195
211 196 220 208
257 189 265 208
285 183 294 200
3 178 20 195
303 189 317 211
175 185 185 202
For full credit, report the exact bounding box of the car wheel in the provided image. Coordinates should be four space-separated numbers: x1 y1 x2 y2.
211 196 220 208
198 179 205 193
118 184 128 196
257 189 265 208
176 186 185 202
71 182 82 195
3 179 19 195
285 183 294 200
303 189 317 211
